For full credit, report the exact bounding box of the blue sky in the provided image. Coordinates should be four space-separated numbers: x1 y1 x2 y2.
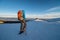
0 0 60 18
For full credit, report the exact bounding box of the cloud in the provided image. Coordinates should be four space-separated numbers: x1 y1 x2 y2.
0 6 60 19
0 13 17 18
0 12 60 19
26 12 60 19
32 6 60 19
45 6 60 12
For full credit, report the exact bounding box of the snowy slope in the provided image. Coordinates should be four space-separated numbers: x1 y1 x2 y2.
0 19 60 40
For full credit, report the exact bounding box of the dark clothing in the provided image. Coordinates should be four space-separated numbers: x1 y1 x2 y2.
20 20 26 32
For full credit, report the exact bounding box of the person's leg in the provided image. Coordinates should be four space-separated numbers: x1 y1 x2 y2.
22 20 26 31
19 20 26 34
20 20 23 31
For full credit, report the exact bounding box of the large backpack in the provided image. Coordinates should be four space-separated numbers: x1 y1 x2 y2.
22 10 26 20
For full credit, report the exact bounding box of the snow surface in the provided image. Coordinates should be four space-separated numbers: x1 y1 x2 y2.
0 20 60 40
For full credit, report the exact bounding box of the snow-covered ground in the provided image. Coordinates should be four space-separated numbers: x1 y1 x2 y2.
0 20 60 40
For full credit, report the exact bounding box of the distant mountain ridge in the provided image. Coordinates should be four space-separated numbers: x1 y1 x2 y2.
0 17 18 21
0 17 60 22
38 18 60 22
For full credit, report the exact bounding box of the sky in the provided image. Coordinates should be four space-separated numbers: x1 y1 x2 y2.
0 0 60 18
